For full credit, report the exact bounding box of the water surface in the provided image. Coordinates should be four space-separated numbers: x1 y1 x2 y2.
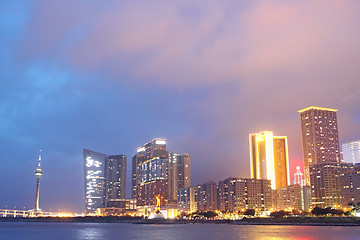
0 222 359 240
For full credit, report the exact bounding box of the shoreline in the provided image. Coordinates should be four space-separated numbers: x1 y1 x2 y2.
1 217 360 226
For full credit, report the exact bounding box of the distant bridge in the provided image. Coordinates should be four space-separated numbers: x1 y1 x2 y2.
0 209 57 218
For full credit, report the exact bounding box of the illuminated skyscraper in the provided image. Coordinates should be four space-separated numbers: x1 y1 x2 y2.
298 106 345 207
84 149 127 214
249 131 290 189
298 106 340 185
132 138 167 199
84 149 107 214
105 155 127 202
132 138 191 206
342 140 360 164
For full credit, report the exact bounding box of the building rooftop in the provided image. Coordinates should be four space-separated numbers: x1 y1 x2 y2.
298 106 338 113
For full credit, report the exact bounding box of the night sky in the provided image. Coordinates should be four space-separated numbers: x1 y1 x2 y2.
1 1 360 213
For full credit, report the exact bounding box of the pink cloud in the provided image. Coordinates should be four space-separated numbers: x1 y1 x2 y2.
17 0 360 182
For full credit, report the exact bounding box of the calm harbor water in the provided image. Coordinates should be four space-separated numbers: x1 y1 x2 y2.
0 222 360 240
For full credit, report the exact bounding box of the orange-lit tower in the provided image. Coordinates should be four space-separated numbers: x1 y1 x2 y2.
298 106 340 185
249 131 290 189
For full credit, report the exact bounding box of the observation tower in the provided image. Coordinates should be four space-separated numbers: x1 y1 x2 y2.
34 150 44 212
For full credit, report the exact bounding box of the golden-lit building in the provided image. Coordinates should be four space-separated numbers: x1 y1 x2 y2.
249 131 290 189
298 106 340 185
299 106 345 208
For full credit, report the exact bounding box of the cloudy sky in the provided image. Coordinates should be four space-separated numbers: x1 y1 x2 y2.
1 0 360 212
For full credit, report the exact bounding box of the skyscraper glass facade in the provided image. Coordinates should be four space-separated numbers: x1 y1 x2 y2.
84 149 107 214
84 150 127 214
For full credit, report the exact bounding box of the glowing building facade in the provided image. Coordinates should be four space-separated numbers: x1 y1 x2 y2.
84 150 127 214
342 140 360 164
132 138 167 199
84 149 107 214
132 138 191 206
299 106 340 185
249 131 290 189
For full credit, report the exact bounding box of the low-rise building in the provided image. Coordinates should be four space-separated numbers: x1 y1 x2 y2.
310 162 353 208
99 199 137 216
177 186 197 213
196 181 218 211
273 185 311 211
340 168 360 207
217 178 273 212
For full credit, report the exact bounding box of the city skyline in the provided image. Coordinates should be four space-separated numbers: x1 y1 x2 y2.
13 107 360 214
1 1 360 213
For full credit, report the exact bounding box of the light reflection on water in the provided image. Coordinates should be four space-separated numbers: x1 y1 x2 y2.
77 227 104 240
0 222 360 240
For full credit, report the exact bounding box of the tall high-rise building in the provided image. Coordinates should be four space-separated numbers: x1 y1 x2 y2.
132 138 191 206
218 178 273 212
342 140 360 164
249 131 290 189
167 152 191 201
298 106 340 185
105 155 127 202
84 149 107 214
132 138 167 199
84 149 127 214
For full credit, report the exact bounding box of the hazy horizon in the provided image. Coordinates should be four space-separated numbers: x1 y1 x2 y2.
0 0 359 213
